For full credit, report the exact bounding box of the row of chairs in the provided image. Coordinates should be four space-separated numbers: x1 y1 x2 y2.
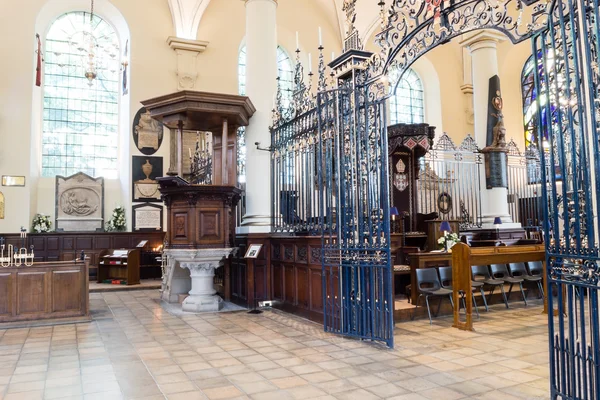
414 261 544 324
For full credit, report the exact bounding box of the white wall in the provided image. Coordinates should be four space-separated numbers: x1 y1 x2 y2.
0 0 344 233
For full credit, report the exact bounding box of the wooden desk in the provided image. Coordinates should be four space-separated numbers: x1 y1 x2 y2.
0 260 90 324
409 244 545 304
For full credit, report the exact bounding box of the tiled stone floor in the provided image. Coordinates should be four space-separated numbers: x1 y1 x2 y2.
0 290 549 400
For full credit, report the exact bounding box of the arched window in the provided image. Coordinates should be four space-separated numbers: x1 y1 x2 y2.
42 12 120 178
237 45 294 183
389 68 424 125
522 54 547 149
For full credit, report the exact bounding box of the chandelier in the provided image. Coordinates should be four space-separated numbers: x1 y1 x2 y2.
68 0 119 86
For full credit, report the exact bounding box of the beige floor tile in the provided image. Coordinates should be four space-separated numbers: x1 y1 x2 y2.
387 394 429 400
446 380 493 396
249 391 294 400
286 384 327 399
270 376 308 389
235 381 278 395
7 381 45 394
333 388 380 400
166 391 206 400
4 391 44 400
154 372 190 385
44 384 83 400
202 385 244 400
418 386 467 400
395 377 439 392
365 383 407 398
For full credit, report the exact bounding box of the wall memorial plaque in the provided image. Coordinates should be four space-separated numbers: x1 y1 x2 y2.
2 176 25 186
132 156 163 202
132 107 164 155
55 172 104 231
132 203 163 232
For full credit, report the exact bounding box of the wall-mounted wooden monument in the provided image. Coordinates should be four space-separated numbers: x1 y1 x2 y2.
141 91 255 311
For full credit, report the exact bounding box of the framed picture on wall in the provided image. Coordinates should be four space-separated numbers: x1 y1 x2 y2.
132 156 163 202
244 244 263 259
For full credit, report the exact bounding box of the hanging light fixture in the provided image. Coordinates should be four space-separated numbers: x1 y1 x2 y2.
68 0 119 86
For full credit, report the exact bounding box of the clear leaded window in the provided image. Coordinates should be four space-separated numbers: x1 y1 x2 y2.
42 12 120 178
389 68 424 125
237 45 293 183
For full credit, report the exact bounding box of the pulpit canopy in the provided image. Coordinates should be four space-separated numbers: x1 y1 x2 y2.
141 90 255 131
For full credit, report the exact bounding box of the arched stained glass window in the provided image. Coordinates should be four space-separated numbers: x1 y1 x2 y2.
389 68 424 125
42 12 120 178
237 45 293 183
522 55 539 148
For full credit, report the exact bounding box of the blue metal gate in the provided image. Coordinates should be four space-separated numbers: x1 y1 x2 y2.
532 0 600 397
316 80 394 348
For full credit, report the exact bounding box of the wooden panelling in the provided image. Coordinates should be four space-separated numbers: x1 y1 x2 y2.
0 273 13 316
95 236 111 250
254 264 267 301
272 264 283 301
173 212 189 240
31 237 45 251
17 272 47 315
113 236 131 249
0 233 164 280
47 237 60 251
296 266 309 309
63 237 75 250
233 234 407 324
76 237 93 250
52 270 81 312
198 210 221 242
310 269 323 312
284 265 295 304
0 260 89 324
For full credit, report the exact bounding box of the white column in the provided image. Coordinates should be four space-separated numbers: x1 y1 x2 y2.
460 31 516 226
239 0 278 232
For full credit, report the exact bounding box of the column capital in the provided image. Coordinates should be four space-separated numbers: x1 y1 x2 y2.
167 37 209 90
167 36 209 52
459 30 506 53
244 0 277 4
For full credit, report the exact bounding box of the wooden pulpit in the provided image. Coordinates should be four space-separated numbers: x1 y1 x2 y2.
141 91 255 311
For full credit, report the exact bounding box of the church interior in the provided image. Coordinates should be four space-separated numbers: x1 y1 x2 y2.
0 0 599 399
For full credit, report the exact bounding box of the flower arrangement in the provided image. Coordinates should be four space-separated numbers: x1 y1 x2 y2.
32 214 52 233
106 206 126 232
438 232 460 250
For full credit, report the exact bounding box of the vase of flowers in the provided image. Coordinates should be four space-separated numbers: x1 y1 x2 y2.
106 206 126 232
32 214 52 233
438 232 459 251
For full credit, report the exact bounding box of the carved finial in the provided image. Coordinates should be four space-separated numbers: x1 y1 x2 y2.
342 0 357 36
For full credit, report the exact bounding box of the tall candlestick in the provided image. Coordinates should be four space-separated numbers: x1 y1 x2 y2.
318 27 322 46
308 53 312 73
296 31 299 50
189 148 192 158
331 51 335 62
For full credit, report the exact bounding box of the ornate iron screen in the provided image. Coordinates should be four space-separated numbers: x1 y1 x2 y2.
506 140 544 232
532 0 600 397
317 83 394 348
418 133 483 230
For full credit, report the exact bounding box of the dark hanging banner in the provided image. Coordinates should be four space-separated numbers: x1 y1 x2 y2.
481 75 508 189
